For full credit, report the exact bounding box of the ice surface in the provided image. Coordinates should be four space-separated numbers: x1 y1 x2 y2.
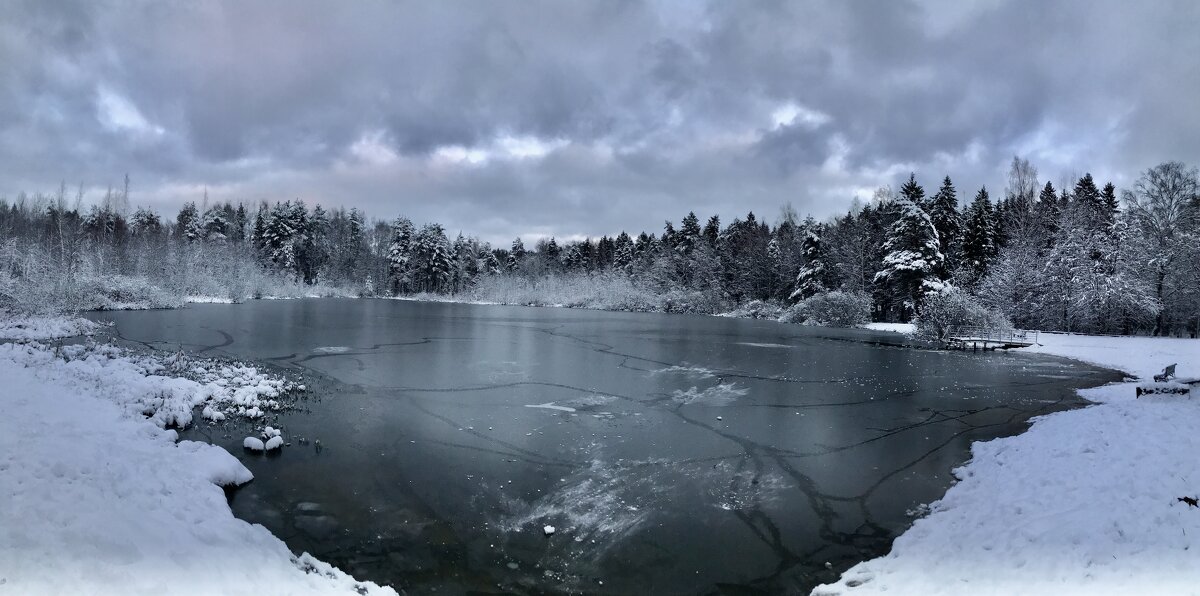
524 402 577 413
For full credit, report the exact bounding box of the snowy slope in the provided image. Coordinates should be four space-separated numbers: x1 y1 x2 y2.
1028 331 1199 380
0 314 101 340
814 334 1200 595
0 342 395 595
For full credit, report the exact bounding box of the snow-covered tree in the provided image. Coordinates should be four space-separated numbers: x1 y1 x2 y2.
960 187 997 284
176 202 202 242
874 187 943 320
386 217 415 294
413 223 452 293
790 222 827 302
927 176 961 276
507 237 526 272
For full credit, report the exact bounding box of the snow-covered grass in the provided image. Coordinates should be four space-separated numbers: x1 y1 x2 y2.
815 333 1200 595
0 338 394 595
3 341 304 429
0 313 103 340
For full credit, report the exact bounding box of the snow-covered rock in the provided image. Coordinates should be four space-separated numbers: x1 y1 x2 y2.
243 437 266 451
543 525 556 536
264 436 284 451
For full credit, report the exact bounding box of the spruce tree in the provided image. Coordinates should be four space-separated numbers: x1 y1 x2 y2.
961 186 997 282
703 215 720 247
874 188 943 319
927 176 961 277
1036 181 1060 246
507 237 526 272
790 222 827 301
387 217 415 294
899 173 927 209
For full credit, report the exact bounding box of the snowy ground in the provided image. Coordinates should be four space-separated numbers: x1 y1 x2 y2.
861 322 917 334
815 333 1200 595
0 316 395 595
0 313 103 341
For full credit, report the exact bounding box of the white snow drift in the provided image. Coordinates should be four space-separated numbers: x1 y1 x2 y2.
0 338 394 595
816 333 1200 595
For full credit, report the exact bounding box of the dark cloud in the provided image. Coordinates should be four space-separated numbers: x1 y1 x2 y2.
1 0 1197 244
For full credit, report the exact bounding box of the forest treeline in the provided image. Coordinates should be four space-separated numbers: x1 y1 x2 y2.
1 159 1197 336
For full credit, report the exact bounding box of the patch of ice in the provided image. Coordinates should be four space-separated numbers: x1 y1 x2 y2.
525 402 577 413
671 383 749 406
313 346 351 353
652 365 717 379
735 342 792 348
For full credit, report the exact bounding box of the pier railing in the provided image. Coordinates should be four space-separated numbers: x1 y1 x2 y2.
945 326 1038 346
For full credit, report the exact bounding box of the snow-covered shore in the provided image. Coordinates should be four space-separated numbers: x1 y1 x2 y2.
0 318 395 595
816 333 1200 595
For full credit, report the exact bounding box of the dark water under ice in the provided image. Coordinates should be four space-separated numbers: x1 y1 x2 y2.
91 298 1117 594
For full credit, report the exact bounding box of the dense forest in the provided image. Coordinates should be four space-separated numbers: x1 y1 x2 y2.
2 159 1197 336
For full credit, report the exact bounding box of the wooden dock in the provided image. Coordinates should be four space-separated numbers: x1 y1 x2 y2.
945 326 1038 351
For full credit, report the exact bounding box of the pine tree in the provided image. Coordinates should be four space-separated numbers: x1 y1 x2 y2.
1101 182 1119 225
176 202 202 242
899 173 927 209
874 185 943 319
960 186 997 283
1036 181 1060 246
413 223 452 292
202 205 229 243
1073 173 1105 229
678 212 702 254
507 237 526 272
387 217 415 294
613 232 635 272
130 207 162 237
702 215 720 247
927 175 961 277
790 222 827 301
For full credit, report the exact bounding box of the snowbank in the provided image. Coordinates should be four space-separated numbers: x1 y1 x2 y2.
0 342 394 595
1027 332 1199 379
815 334 1200 595
861 322 916 334
0 342 301 429
0 314 102 340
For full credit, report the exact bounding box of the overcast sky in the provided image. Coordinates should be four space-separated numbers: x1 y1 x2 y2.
2 0 1198 244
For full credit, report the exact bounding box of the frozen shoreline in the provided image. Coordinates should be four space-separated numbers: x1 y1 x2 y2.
815 332 1200 595
3 306 1197 594
0 317 395 595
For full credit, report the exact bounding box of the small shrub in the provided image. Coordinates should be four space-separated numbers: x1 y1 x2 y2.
916 287 1011 340
784 290 872 327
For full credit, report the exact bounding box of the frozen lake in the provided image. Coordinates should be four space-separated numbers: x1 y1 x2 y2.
91 299 1116 593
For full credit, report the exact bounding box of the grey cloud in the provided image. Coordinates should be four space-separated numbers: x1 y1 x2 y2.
1 0 1198 243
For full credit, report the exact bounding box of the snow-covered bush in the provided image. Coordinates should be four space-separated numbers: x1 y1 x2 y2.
783 290 872 327
466 272 664 312
724 300 784 320
916 286 1010 340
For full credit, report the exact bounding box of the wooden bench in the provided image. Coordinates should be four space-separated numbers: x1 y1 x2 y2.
1137 364 1199 397
1154 363 1177 382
